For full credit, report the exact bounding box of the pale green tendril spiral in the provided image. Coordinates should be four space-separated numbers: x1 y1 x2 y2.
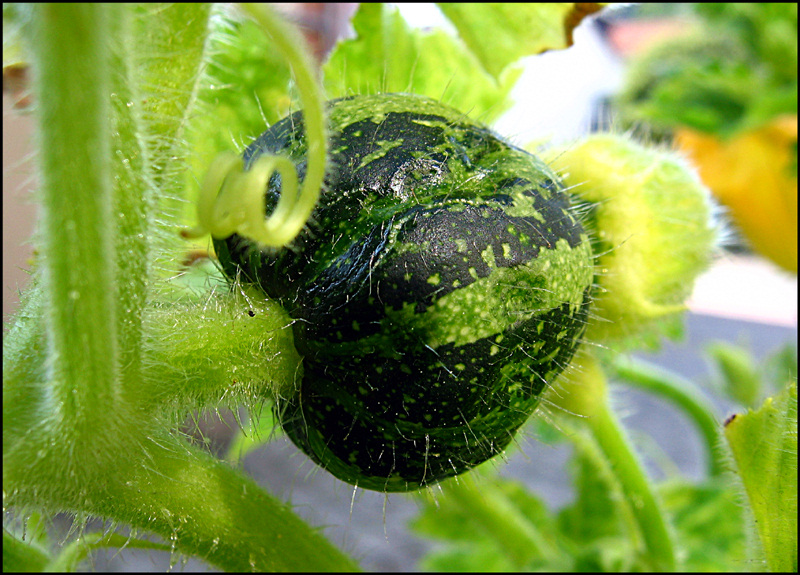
188 152 305 247
184 3 326 248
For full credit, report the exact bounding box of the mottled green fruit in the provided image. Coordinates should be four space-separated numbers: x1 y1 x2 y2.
216 93 593 492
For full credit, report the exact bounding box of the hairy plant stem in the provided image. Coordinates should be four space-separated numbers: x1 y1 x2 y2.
587 403 677 570
588 357 676 571
5 5 358 572
611 354 726 477
32 3 121 433
46 532 172 572
70 433 360 572
556 351 677 571
108 5 152 396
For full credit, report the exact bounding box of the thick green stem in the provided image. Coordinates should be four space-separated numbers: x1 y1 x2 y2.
108 5 153 393
3 284 301 420
47 533 171 572
555 351 677 571
32 3 120 429
140 287 302 412
588 404 677 570
581 355 677 571
5 427 359 572
107 435 359 572
611 354 726 477
133 3 213 271
107 434 359 572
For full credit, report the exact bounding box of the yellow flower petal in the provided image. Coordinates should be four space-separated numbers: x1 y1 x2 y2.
675 116 798 274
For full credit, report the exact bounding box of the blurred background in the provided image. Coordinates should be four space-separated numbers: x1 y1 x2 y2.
3 3 796 571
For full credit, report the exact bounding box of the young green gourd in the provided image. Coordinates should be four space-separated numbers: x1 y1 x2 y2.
215 93 594 492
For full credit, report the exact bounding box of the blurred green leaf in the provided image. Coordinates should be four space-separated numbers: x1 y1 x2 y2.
553 411 684 572
323 3 520 124
766 344 798 390
658 479 746 571
707 341 762 408
707 341 798 409
185 13 294 214
558 443 628 546
436 3 603 79
2 529 50 573
418 540 518 572
695 3 798 85
202 14 294 131
616 3 797 139
725 382 798 572
225 403 280 463
411 473 571 571
557 445 640 572
616 33 755 139
412 459 751 572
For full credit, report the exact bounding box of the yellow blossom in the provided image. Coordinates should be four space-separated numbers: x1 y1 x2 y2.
675 115 798 274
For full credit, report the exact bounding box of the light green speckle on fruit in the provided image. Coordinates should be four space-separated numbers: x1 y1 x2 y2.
217 93 594 492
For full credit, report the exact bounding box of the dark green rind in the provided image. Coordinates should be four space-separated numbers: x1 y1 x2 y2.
216 93 594 492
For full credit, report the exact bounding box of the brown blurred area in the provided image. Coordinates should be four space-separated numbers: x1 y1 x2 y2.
3 64 37 320
274 3 358 62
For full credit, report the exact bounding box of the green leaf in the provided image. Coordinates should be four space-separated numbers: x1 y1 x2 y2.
615 3 798 139
555 426 643 572
437 3 603 79
658 479 746 572
207 16 294 126
418 541 518 572
2 529 50 573
765 344 798 392
558 446 627 545
725 382 798 572
695 3 798 86
189 15 293 163
706 341 762 408
411 473 570 571
225 403 281 463
323 3 520 124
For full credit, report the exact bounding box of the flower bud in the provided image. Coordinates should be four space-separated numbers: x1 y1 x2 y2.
549 134 719 345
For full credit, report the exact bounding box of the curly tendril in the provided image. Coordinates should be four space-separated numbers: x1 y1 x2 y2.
183 3 326 248
187 152 306 247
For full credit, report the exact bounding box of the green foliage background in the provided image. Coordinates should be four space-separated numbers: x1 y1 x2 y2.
615 3 798 139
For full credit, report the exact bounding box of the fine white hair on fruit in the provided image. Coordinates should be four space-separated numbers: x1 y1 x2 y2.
215 93 594 492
